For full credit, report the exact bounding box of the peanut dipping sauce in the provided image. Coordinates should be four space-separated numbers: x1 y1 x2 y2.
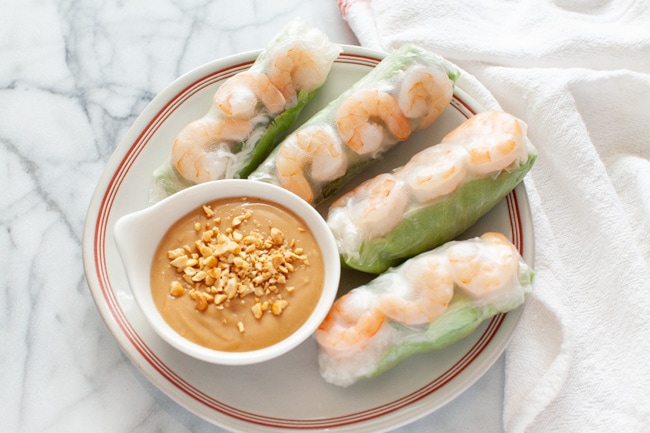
150 197 325 352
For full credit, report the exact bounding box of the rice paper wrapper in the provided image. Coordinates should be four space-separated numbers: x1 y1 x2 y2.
316 232 534 387
149 17 341 201
248 43 460 206
328 111 537 274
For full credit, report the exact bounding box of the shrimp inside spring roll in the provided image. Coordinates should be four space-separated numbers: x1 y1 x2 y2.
328 110 537 274
316 232 533 387
248 43 460 206
150 18 341 201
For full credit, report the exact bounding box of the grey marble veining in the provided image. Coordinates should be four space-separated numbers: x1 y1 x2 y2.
1 1 504 432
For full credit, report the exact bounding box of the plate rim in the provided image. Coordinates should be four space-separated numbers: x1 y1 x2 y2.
82 44 534 432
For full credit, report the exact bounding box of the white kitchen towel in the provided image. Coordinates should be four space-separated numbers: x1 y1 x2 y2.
337 0 650 432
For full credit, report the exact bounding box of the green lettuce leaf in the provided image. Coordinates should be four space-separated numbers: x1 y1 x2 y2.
369 267 534 378
236 88 316 178
342 153 537 274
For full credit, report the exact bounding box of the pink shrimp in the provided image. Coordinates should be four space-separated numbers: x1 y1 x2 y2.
394 143 468 203
275 125 348 203
336 89 412 156
171 116 253 183
398 64 453 129
375 254 454 326
316 290 386 353
331 173 410 239
213 72 286 118
447 232 519 298
442 111 528 176
266 43 329 104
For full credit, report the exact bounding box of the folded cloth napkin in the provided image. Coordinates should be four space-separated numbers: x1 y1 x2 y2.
338 1 650 432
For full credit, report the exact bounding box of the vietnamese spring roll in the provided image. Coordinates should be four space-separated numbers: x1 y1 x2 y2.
315 232 534 387
149 18 341 200
328 110 537 274
248 43 460 205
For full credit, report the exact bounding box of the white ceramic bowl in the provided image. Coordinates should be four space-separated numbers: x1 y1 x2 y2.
113 179 340 365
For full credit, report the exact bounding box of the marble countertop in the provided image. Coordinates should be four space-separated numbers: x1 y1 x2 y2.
1 1 506 432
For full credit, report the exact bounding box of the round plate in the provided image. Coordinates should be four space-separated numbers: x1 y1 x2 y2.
82 45 534 432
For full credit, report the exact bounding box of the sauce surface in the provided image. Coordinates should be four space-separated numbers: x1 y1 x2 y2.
150 197 325 352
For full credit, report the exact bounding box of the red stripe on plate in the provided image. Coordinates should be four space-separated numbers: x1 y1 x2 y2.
509 191 524 254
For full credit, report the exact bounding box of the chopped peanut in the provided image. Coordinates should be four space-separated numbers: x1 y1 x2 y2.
202 205 215 218
164 206 310 332
167 248 185 260
271 299 289 315
251 302 263 319
169 281 185 297
270 227 284 245
169 255 188 269
193 292 209 311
